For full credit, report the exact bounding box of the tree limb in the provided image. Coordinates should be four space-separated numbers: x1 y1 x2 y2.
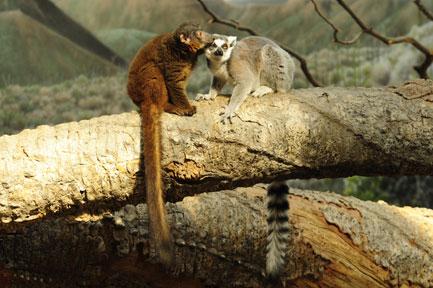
196 0 322 87
196 0 257 36
414 0 433 21
310 0 362 45
333 0 433 79
0 80 432 224
1 186 433 287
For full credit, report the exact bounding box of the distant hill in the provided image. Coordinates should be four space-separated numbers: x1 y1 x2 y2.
0 10 118 88
53 0 216 33
53 0 433 54
1 0 431 88
1 0 432 88
95 29 156 61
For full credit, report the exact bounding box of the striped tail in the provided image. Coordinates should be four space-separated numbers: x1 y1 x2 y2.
266 181 290 279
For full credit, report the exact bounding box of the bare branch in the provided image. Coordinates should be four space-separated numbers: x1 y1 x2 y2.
414 0 433 21
196 0 322 87
310 0 362 45
196 0 257 35
334 0 433 79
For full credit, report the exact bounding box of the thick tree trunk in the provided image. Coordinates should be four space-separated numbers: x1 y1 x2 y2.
1 186 432 287
0 80 432 223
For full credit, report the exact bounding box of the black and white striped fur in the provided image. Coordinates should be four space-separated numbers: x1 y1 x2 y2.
266 181 290 279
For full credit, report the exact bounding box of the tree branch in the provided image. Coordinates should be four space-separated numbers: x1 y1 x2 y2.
310 0 362 45
1 186 433 287
0 80 432 224
414 0 433 21
196 0 257 36
196 0 322 87
333 0 433 79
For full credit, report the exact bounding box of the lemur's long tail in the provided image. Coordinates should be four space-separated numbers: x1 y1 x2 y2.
141 103 173 265
266 181 290 279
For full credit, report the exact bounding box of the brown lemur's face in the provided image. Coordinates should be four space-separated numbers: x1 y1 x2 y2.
178 29 214 53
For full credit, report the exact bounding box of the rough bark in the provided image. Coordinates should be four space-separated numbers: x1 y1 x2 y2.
1 80 433 223
1 186 433 287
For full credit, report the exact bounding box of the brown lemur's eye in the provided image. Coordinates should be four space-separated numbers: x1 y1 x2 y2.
211 43 217 48
222 44 228 49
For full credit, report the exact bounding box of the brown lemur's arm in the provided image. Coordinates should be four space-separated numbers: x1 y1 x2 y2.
162 25 213 116
164 62 196 115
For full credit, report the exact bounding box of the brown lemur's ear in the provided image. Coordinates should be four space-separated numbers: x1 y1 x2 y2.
177 22 200 31
179 33 191 45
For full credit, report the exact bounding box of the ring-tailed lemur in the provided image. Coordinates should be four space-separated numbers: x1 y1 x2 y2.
266 181 290 280
196 34 295 124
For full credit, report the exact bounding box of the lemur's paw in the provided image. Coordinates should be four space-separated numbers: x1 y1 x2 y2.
251 86 274 97
185 105 197 116
219 107 236 124
176 105 196 116
195 93 214 101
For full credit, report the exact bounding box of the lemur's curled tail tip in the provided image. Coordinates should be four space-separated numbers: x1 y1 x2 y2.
266 181 290 280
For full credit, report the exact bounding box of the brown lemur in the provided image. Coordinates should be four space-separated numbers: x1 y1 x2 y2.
127 23 213 265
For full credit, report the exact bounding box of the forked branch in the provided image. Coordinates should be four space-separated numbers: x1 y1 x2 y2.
316 0 433 79
310 0 362 45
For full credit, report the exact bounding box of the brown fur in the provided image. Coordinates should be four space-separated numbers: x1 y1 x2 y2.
127 24 212 265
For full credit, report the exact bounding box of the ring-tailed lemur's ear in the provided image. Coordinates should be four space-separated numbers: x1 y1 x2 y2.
179 33 191 44
228 36 237 47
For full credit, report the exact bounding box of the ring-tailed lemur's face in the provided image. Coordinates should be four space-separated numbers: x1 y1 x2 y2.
205 35 237 63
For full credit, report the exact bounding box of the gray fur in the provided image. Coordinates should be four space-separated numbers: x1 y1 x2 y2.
196 35 295 123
